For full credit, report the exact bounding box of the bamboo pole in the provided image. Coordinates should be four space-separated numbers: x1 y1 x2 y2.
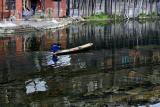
111 0 112 15
81 0 84 16
87 0 90 16
133 0 136 18
91 0 94 15
99 0 102 10
94 0 97 14
104 0 107 14
77 0 80 16
71 0 74 16
114 0 117 18
118 0 120 15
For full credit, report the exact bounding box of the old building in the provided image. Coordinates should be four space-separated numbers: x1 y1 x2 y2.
0 0 22 20
0 0 67 20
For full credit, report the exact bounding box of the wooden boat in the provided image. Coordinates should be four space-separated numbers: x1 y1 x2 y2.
54 43 93 55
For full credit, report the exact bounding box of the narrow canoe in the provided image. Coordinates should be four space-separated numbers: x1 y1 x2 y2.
54 43 93 55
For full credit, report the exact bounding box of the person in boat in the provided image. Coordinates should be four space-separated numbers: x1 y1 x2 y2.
51 43 61 53
51 43 61 63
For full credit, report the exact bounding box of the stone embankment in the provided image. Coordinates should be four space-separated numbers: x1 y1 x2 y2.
0 17 85 34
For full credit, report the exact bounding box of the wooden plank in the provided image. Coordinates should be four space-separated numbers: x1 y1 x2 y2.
54 43 93 55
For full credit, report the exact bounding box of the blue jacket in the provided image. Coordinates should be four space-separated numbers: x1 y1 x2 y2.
51 43 60 53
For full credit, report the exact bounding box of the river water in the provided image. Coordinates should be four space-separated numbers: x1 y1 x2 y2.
0 20 160 107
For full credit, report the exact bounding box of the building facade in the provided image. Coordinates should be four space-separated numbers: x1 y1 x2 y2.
0 0 67 20
0 0 22 20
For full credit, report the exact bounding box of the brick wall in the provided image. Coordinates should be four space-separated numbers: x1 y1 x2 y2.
45 0 66 18
0 0 22 20
60 0 66 17
0 0 67 20
16 0 22 19
0 0 8 20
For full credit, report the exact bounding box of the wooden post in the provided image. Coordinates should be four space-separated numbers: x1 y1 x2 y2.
66 0 70 16
1 0 4 20
42 0 45 12
58 1 60 17
9 0 11 18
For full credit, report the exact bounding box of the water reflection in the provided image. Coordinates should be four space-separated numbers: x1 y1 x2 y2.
25 78 48 94
46 54 71 68
0 20 160 106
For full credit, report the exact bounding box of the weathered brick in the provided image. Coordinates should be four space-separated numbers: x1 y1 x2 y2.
1 0 67 20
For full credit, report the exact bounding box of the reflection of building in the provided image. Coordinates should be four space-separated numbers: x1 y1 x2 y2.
42 29 67 50
47 55 71 68
0 30 68 85
0 29 68 53
103 49 160 70
69 73 111 95
0 36 23 53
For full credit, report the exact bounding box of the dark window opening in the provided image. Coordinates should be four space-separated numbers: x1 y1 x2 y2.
5 0 16 10
72 0 78 9
54 0 62 2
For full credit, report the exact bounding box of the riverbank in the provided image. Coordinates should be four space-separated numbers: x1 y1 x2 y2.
84 13 160 21
0 15 159 34
0 17 85 34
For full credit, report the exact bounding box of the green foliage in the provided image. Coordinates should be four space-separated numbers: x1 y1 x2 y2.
138 13 150 18
85 13 124 21
110 14 124 20
86 12 159 21
138 12 159 19
86 21 111 26
85 13 109 20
